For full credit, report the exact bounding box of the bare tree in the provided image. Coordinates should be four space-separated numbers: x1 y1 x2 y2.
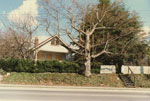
40 0 62 36
41 0 141 76
0 30 29 59
0 14 38 59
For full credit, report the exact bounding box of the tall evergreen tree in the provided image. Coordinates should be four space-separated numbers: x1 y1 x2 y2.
42 0 146 76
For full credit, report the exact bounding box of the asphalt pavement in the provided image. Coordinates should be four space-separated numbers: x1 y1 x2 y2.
0 85 149 101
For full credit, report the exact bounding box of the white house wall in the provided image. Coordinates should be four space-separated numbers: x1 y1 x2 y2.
34 36 69 53
38 41 69 53
39 44 69 53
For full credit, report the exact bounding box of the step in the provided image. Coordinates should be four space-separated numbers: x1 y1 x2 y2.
119 74 135 88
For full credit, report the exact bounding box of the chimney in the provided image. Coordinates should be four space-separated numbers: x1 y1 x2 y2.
34 37 39 47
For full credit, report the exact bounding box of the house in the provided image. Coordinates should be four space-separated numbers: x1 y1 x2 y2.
31 35 70 61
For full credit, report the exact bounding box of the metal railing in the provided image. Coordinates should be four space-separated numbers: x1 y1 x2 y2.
128 66 136 87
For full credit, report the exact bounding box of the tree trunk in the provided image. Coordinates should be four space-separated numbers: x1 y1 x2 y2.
85 34 91 77
85 52 91 77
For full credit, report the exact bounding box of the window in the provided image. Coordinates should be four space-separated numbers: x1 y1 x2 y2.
51 38 60 45
56 39 60 45
43 54 46 60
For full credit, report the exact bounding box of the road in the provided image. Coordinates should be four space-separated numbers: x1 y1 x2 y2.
0 86 150 101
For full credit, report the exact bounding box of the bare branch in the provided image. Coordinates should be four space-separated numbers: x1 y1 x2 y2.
91 50 104 58
95 26 115 30
121 38 134 54
92 50 116 58
65 29 85 48
67 46 84 56
79 32 85 43
110 30 136 42
71 24 87 35
60 41 84 56
88 23 98 35
97 10 110 23
91 30 136 48
45 20 53 36
104 40 109 50
92 39 109 58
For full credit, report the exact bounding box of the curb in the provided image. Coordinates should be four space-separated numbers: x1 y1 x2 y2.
0 84 150 93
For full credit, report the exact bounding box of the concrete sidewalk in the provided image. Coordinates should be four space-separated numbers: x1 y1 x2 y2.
0 84 150 93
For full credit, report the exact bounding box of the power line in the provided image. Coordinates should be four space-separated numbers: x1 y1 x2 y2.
0 9 150 15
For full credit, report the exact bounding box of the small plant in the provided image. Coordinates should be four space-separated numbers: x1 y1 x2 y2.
0 68 6 75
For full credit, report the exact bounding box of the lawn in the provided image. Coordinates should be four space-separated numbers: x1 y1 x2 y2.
2 72 124 87
135 74 150 88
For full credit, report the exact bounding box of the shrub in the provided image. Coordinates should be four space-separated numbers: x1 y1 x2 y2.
62 61 80 73
35 60 80 73
15 59 35 72
91 62 101 74
51 60 63 73
75 61 101 74
0 58 101 74
0 58 80 73
0 68 6 75
0 58 34 72
0 58 17 72
35 60 62 73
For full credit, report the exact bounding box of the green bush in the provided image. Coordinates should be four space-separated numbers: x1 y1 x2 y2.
15 59 35 72
0 58 101 74
91 62 101 74
62 61 80 73
75 61 101 74
0 59 80 73
0 68 6 75
0 58 34 72
36 60 62 73
0 58 17 72
35 60 80 73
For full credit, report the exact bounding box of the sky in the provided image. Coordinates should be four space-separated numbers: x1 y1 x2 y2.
123 0 150 33
0 0 150 35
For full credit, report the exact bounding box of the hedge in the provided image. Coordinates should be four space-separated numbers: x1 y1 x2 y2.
35 60 80 73
0 58 35 72
0 58 101 74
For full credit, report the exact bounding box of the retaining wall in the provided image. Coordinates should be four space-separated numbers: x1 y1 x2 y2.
100 65 116 74
121 65 150 74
